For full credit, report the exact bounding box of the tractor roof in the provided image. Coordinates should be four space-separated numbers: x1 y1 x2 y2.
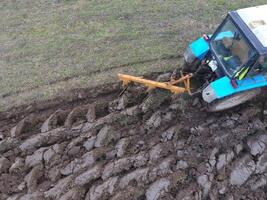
229 5 267 55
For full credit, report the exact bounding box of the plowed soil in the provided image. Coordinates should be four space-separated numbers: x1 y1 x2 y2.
1 74 267 200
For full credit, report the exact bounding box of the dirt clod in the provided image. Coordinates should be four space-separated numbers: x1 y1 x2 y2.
0 156 11 173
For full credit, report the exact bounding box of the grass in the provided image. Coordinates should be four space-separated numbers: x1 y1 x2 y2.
0 0 266 110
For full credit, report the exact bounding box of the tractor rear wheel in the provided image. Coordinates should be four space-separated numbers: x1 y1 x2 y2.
207 88 261 112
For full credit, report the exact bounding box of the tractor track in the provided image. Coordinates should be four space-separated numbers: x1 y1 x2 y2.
1 73 267 200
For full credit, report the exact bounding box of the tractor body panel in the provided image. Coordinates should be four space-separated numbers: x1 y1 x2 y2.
189 37 209 60
203 74 267 102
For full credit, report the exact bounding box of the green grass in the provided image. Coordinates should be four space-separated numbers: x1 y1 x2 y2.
0 0 266 110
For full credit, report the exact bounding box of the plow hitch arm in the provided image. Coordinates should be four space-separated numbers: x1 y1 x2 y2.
118 73 192 94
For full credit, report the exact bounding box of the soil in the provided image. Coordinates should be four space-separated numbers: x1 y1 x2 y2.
1 73 267 200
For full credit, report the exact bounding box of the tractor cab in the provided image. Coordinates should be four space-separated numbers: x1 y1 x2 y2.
210 17 258 78
183 5 267 111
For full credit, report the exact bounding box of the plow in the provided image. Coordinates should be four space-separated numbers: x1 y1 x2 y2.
118 72 193 95
118 5 267 112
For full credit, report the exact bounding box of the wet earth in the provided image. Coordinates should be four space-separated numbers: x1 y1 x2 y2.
0 74 267 200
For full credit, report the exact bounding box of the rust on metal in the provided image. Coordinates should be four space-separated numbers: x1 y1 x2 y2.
118 73 192 94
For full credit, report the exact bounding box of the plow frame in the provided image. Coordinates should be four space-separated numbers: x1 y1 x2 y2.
118 72 193 95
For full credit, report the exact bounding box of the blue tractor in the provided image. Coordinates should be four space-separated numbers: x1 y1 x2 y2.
183 4 267 111
119 5 267 112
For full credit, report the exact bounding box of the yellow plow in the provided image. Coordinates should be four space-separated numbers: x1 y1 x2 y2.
118 72 193 95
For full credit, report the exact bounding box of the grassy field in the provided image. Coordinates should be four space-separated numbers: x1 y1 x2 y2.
0 0 266 110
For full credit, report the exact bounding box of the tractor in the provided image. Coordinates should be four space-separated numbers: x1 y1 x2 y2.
118 5 267 112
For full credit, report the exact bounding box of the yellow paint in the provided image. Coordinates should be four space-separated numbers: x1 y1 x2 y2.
118 73 192 94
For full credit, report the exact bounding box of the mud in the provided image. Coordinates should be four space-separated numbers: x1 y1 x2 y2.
1 73 267 200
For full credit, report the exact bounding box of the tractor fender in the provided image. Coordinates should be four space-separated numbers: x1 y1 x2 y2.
202 84 217 103
207 88 261 112
202 74 267 104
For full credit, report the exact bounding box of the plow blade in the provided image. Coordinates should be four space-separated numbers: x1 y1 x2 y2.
118 73 192 94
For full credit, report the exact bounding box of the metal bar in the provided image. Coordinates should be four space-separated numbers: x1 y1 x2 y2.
169 74 192 85
118 86 128 97
118 74 186 94
186 77 192 95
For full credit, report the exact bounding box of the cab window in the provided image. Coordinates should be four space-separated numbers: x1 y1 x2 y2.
249 56 267 76
210 18 257 77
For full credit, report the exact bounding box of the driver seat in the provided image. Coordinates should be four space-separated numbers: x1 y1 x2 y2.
231 40 249 65
222 38 249 65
